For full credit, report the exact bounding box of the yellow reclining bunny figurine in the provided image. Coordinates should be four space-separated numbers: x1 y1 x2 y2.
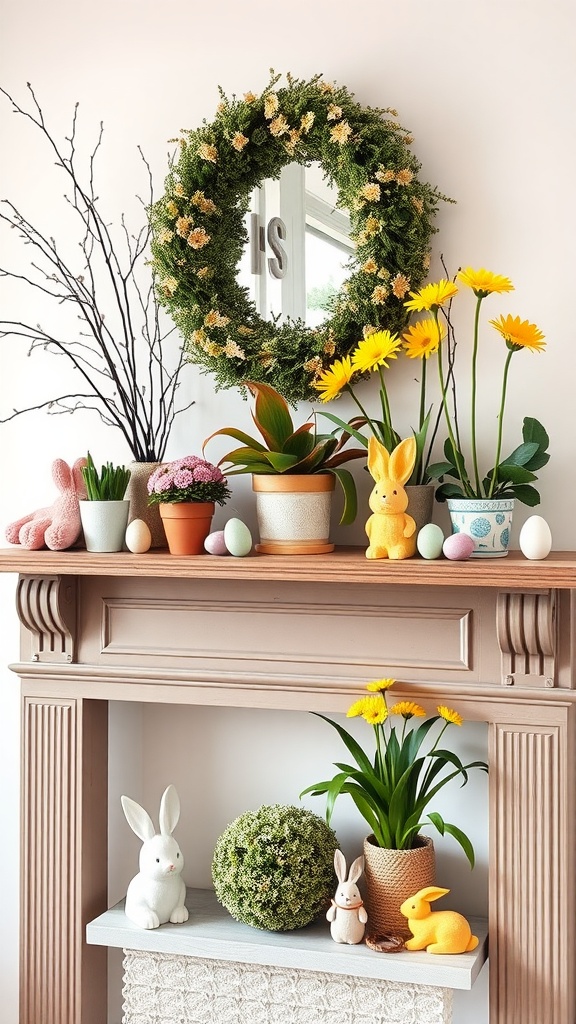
400 886 479 954
365 436 417 560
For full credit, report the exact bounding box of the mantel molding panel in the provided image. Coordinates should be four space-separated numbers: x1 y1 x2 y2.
2 546 575 1024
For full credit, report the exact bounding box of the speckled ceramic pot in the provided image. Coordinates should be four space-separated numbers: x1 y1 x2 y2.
447 497 515 558
252 474 335 554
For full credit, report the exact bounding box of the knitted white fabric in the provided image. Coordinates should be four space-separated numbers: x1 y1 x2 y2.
122 949 452 1024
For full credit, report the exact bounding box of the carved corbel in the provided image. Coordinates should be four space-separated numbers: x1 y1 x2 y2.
497 589 557 687
16 574 77 663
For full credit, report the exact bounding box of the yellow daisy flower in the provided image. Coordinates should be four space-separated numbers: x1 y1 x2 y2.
351 331 402 373
458 267 514 297
311 356 354 402
402 318 446 359
437 705 463 726
404 279 458 313
389 701 426 719
346 695 387 724
366 678 395 692
489 314 546 352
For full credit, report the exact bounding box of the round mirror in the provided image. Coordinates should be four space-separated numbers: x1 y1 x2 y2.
151 73 447 404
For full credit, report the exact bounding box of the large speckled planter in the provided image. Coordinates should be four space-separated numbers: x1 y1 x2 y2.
252 474 335 554
447 497 515 557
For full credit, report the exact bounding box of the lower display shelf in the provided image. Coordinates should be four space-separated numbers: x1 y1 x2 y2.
86 887 488 991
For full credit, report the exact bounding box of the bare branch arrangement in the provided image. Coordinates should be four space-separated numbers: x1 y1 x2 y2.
0 84 194 462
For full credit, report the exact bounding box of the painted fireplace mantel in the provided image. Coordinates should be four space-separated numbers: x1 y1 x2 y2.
1 545 576 1024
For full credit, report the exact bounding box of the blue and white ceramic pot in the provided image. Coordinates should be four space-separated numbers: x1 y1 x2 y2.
446 498 515 558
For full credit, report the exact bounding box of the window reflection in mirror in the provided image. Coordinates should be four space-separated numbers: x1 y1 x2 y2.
238 161 352 326
304 162 352 328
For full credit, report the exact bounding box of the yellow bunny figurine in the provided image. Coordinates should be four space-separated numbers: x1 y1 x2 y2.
365 436 417 559
400 886 479 954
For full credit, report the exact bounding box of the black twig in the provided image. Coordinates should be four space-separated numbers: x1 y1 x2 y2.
0 84 194 462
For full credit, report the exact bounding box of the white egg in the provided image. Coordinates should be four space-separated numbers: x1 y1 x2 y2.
519 515 552 560
224 517 253 557
125 518 152 554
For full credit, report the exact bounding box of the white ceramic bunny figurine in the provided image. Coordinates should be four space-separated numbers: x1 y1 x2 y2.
121 784 189 929
326 850 368 944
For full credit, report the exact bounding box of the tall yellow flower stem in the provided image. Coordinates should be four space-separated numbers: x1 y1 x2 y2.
434 311 470 496
470 296 483 496
377 363 394 435
488 347 515 498
344 384 381 441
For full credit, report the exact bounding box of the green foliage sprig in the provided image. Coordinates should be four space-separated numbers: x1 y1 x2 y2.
81 452 131 501
151 71 451 404
301 679 487 867
211 804 338 931
203 380 365 524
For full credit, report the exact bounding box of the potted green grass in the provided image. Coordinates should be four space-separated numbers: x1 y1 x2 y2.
79 453 132 552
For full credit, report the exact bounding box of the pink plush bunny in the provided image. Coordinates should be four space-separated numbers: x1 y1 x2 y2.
6 457 88 550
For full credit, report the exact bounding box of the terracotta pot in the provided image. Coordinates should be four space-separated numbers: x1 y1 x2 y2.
252 474 335 554
158 502 214 555
125 461 166 549
363 834 435 938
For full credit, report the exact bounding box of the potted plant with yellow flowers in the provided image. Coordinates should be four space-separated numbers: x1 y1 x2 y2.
301 678 487 936
404 268 549 556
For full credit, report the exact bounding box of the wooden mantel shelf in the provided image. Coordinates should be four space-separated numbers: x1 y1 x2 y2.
1 545 576 588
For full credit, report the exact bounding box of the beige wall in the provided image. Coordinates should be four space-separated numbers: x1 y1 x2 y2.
0 1 573 1021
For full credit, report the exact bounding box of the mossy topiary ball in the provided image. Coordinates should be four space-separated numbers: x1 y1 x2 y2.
211 804 338 931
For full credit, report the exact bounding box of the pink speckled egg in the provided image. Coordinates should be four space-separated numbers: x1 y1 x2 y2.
204 530 229 555
443 532 475 560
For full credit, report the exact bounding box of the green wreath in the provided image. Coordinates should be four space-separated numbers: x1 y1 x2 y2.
151 72 449 404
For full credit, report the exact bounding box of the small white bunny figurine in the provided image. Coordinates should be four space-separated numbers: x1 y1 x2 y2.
326 850 368 944
121 784 189 930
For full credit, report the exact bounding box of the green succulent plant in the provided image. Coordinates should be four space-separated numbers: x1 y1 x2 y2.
81 452 131 501
203 381 365 524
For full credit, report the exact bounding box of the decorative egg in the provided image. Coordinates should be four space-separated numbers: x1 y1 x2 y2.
416 523 444 560
224 517 253 557
443 532 475 560
204 530 229 556
519 515 552 560
125 518 152 554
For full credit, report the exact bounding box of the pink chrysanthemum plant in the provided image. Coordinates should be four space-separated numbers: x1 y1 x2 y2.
404 268 550 505
147 455 231 506
301 678 487 866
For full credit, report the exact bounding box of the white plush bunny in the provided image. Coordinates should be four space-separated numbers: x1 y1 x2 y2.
326 850 368 944
121 784 189 930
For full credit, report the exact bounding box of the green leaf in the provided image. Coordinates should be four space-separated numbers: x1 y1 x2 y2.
426 461 455 479
329 466 358 525
512 484 541 507
265 451 300 472
310 713 374 777
202 426 266 456
500 442 539 467
244 380 294 450
318 411 369 448
282 426 315 460
435 482 466 502
523 417 549 451
428 816 476 868
495 464 537 485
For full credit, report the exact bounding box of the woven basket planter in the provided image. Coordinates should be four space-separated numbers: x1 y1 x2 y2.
363 834 435 938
